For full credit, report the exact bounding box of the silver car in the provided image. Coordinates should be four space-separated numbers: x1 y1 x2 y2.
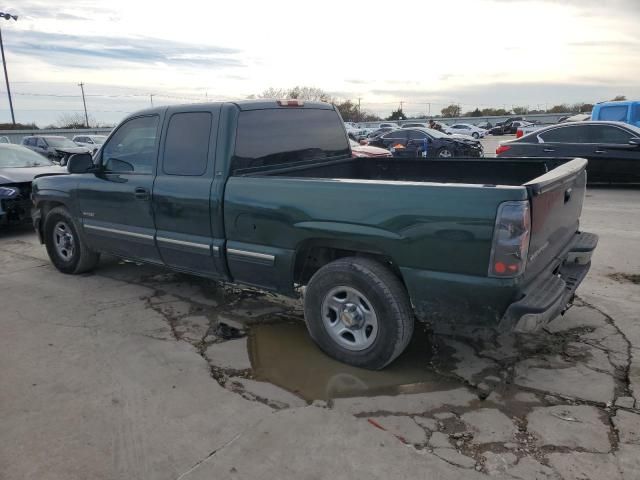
72 135 107 153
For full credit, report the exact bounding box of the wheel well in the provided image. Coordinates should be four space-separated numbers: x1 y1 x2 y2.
40 201 65 219
293 245 404 287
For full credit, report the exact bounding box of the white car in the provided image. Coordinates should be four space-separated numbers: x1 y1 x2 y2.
445 123 488 139
72 135 107 153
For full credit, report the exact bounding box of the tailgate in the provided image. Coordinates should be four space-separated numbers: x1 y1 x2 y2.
522 158 588 281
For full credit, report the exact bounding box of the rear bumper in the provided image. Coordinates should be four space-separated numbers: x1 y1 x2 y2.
401 231 598 335
499 231 598 332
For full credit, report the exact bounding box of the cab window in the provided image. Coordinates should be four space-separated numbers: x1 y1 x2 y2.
102 116 159 174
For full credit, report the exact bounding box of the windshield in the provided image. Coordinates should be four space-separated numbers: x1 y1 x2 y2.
0 145 55 168
46 137 79 148
91 136 107 144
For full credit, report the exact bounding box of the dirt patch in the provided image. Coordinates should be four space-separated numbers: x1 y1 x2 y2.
607 273 640 285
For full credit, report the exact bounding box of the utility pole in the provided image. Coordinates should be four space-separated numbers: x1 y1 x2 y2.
78 82 89 127
150 94 154 107
399 100 404 112
426 103 431 118
357 97 361 122
0 12 18 126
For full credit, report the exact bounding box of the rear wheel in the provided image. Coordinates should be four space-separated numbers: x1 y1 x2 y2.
472 132 480 139
437 147 453 158
304 257 414 370
44 206 100 274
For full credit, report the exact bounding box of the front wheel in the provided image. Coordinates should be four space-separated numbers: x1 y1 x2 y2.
303 257 414 370
44 206 100 274
472 132 480 139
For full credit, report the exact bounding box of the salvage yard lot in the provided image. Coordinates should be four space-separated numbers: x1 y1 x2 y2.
1 187 639 479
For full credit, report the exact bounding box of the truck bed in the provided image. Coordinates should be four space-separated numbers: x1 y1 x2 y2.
242 157 555 187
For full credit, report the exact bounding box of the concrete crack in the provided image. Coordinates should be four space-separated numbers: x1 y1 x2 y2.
174 432 242 480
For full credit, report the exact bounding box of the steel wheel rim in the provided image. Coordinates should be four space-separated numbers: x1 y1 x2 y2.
53 221 75 261
321 286 378 351
438 149 452 158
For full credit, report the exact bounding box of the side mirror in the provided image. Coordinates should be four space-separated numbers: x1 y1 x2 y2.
629 137 640 146
67 153 95 173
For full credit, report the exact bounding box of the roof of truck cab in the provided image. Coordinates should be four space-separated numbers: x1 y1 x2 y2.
230 100 335 111
123 100 335 119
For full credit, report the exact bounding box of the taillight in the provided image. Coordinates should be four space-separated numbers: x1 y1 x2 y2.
496 145 511 155
277 99 304 107
489 201 531 278
516 129 523 138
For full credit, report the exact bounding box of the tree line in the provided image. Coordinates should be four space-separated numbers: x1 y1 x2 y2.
252 87 628 122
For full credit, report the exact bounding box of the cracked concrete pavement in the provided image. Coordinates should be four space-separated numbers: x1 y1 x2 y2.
1 187 639 479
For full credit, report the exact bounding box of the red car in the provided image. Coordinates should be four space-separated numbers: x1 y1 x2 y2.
350 139 392 158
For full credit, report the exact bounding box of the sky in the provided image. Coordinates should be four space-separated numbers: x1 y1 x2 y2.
1 0 639 126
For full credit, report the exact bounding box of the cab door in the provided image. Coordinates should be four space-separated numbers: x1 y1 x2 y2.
152 106 227 278
78 114 162 264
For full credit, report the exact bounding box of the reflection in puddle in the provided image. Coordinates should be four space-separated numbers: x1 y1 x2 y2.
248 322 459 401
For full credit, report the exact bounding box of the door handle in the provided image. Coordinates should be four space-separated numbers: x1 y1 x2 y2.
594 149 607 154
134 187 150 199
543 148 555 152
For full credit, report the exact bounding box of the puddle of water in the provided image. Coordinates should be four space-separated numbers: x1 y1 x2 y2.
248 322 460 401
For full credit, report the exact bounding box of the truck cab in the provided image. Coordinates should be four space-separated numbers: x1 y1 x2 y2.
591 100 640 127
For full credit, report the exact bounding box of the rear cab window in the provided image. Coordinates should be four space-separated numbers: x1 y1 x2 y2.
597 105 629 122
232 108 349 174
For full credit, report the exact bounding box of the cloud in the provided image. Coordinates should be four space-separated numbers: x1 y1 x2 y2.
6 30 244 69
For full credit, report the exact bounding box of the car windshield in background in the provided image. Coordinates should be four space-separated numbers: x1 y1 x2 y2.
46 137 79 148
233 109 350 172
0 145 55 168
91 136 107 144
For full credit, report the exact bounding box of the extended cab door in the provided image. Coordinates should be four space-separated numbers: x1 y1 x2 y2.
78 114 162 264
152 106 227 278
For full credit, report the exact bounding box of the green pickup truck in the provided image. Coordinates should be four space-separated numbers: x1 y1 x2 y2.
32 100 598 369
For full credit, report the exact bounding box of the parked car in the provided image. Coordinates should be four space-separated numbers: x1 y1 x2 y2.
350 139 392 158
476 121 493 130
367 127 483 158
560 113 591 123
517 114 590 138
0 144 65 226
591 100 640 127
496 121 640 183
401 123 429 128
72 135 107 153
32 100 596 369
444 123 488 139
490 120 531 135
379 122 400 129
22 136 91 165
366 127 397 139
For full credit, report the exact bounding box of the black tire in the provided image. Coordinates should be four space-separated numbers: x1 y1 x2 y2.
304 257 414 370
44 206 100 274
437 147 453 158
472 132 480 139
